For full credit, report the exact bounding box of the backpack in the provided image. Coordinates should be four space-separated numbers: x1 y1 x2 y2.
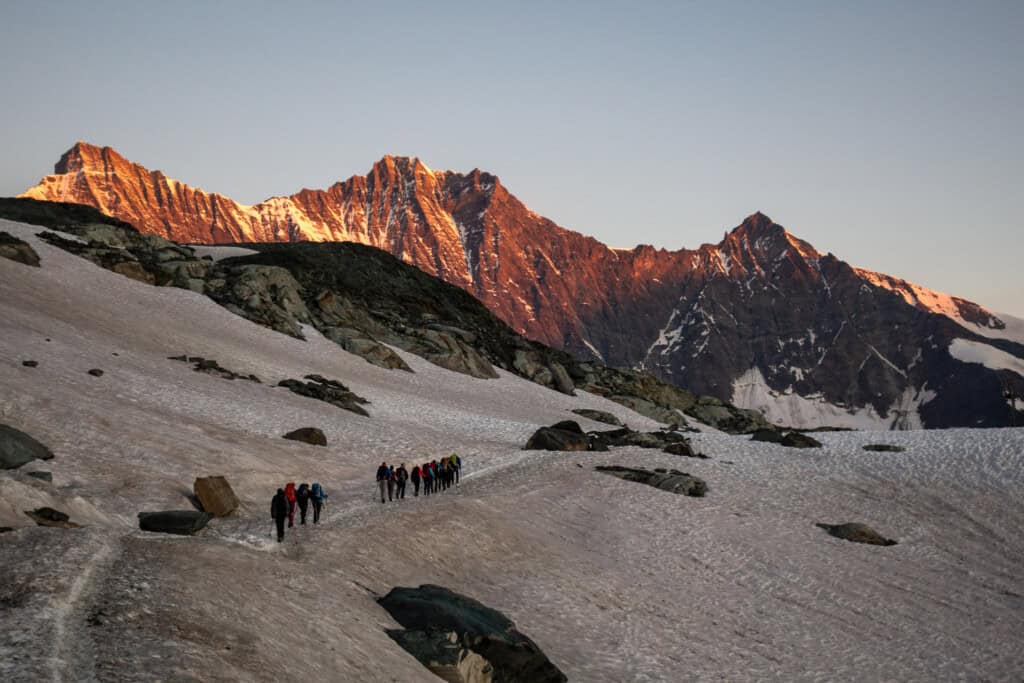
311 482 324 501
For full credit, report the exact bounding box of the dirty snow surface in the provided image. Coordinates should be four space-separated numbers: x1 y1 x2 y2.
1 217 1023 682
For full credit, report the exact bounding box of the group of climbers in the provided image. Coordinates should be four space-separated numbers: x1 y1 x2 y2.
376 454 461 503
270 481 327 542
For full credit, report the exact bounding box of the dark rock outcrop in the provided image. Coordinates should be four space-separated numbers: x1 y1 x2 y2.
25 507 78 528
570 408 623 426
282 427 327 447
168 355 261 382
816 522 897 546
0 424 55 470
863 444 905 453
752 429 821 449
664 441 707 458
596 465 707 497
0 231 40 267
524 425 590 452
193 476 240 517
379 584 567 683
138 510 213 535
278 375 370 417
27 471 52 482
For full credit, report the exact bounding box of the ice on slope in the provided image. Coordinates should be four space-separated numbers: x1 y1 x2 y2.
1 218 1023 682
949 338 1024 376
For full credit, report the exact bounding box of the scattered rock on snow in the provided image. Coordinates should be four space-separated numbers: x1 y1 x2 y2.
379 584 567 683
168 355 261 382
278 374 370 417
570 408 623 426
193 476 240 517
282 427 328 447
664 442 708 458
138 510 213 535
816 522 897 546
87 368 104 377
596 465 707 497
21 360 38 368
751 429 822 449
0 231 41 267
0 424 55 469
27 471 52 482
24 507 79 528
863 444 905 453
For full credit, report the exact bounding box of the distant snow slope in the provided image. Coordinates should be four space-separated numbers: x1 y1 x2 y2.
949 338 1024 376
1 218 1023 681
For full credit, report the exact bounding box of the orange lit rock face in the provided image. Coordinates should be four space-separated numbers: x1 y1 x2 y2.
23 143 1022 428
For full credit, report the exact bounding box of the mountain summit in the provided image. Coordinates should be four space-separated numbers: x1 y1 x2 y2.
21 142 1024 428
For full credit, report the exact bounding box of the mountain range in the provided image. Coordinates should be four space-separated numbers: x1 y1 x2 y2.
20 142 1024 428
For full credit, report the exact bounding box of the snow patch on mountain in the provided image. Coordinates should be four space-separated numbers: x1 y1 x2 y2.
949 339 1024 376
730 367 934 430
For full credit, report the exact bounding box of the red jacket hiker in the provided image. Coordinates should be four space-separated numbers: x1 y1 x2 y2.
284 482 297 527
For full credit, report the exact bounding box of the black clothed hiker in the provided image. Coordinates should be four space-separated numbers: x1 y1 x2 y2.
376 462 389 503
411 465 421 496
386 466 395 502
271 488 289 542
296 483 311 525
396 464 408 500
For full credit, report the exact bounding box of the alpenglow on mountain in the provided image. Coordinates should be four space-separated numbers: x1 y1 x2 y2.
21 142 1024 429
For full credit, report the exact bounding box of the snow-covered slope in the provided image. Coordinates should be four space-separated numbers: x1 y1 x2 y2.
1 218 1023 681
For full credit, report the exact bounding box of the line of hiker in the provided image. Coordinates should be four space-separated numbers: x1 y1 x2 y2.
376 454 461 504
270 481 327 542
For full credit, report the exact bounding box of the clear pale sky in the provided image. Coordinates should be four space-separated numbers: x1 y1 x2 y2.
2 1 1021 315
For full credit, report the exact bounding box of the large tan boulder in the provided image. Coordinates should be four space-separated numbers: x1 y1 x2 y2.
193 476 239 517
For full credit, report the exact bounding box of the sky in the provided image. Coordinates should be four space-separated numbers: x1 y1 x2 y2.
1 1 1021 315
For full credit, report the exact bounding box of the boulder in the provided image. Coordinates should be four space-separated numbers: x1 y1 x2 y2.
193 476 240 517
278 375 370 417
0 231 41 267
138 510 213 535
0 424 55 469
664 442 707 458
549 420 583 434
24 507 78 528
283 427 328 447
87 368 104 377
386 629 494 683
323 327 411 371
524 426 590 452
21 360 38 368
863 444 905 453
596 465 707 497
379 584 566 683
608 395 688 427
751 429 821 449
570 409 623 427
816 522 897 546
781 432 822 449
27 471 52 482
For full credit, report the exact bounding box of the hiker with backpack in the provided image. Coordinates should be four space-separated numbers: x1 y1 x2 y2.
396 464 408 500
296 483 311 525
271 488 289 542
310 482 327 523
422 462 432 496
386 464 395 502
284 482 297 528
450 453 461 484
411 464 421 496
376 462 390 503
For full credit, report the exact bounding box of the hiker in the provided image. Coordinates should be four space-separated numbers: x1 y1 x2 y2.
411 464 421 496
450 453 461 484
271 488 289 542
284 482 297 528
422 462 432 496
386 465 395 502
376 462 389 503
396 464 408 500
431 460 439 492
296 483 310 525
310 482 327 523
